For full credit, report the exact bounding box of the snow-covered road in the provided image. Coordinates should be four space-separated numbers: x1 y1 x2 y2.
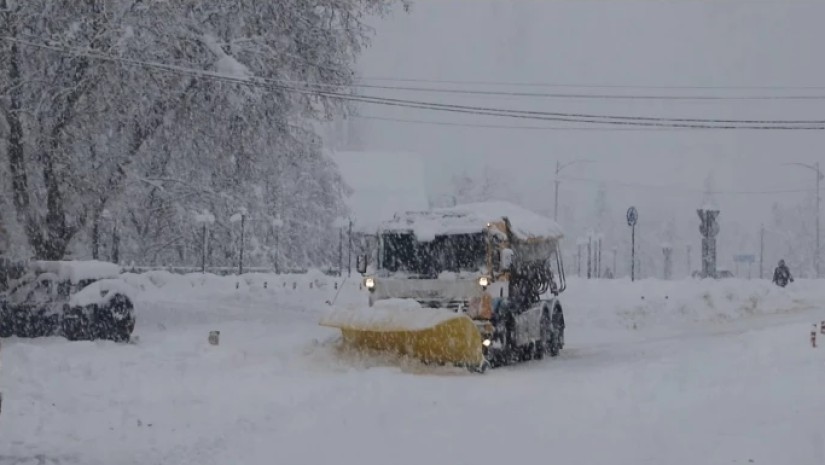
2 273 824 464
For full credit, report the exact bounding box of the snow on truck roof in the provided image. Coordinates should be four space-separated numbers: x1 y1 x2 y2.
379 201 564 242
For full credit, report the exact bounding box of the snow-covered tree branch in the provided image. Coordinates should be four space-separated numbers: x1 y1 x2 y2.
0 0 408 268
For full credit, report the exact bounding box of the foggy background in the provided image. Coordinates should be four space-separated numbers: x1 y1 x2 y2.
324 0 825 279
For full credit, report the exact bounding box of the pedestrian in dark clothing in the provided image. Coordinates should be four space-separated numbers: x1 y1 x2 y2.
772 259 794 287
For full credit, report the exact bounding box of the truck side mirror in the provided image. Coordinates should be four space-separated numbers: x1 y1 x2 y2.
356 255 368 274
500 248 514 271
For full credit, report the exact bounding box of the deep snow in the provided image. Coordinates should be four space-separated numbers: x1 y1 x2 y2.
2 273 825 464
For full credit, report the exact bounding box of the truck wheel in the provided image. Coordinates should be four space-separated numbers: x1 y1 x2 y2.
553 306 565 350
468 359 491 374
541 309 561 357
535 311 550 360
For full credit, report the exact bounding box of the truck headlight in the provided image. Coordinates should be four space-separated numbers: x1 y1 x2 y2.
365 277 375 290
478 276 489 288
482 338 492 347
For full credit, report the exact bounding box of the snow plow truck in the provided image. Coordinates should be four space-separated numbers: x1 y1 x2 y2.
320 201 567 373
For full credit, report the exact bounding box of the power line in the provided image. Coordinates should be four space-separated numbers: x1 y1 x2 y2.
353 114 797 131
3 36 825 130
329 82 825 101
559 175 816 195
356 75 825 92
330 92 825 126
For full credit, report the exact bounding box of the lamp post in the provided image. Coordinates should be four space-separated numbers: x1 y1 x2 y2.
687 244 692 277
348 219 353 277
759 225 765 279
576 237 587 277
612 247 617 278
662 243 673 280
230 208 248 275
554 159 597 222
783 162 822 277
271 216 284 274
587 233 592 279
194 210 215 273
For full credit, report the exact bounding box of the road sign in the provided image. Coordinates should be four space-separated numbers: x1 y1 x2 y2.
626 207 638 281
626 207 638 227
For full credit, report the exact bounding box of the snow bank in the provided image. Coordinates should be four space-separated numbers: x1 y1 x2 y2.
31 260 121 284
44 265 825 337
562 277 823 332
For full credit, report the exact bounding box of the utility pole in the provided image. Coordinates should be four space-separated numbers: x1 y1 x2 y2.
686 244 692 277
272 215 284 274
587 235 592 279
577 243 582 277
554 161 560 222
759 225 765 279
347 219 353 277
239 213 245 275
663 245 673 280
612 247 617 278
817 161 821 278
631 226 636 281
201 223 207 273
338 226 343 277
554 159 597 222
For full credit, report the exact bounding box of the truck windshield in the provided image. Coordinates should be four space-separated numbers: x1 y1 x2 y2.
380 232 486 276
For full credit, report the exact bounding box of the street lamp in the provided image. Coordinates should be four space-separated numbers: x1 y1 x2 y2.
194 210 215 273
271 215 284 274
612 246 618 278
783 162 823 278
576 237 588 277
554 159 597 221
230 207 248 275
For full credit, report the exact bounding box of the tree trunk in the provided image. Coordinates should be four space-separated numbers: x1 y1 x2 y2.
91 216 101 260
4 24 44 256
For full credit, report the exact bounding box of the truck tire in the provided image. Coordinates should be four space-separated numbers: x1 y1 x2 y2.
539 307 561 357
553 305 565 350
536 309 559 360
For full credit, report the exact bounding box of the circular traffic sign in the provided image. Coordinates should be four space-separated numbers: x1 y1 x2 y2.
626 206 638 227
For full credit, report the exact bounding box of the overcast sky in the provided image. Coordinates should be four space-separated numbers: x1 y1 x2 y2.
338 0 825 273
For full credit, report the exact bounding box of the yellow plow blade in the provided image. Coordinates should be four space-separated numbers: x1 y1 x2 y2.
320 301 484 367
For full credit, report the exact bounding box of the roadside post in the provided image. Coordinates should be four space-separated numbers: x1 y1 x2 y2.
627 206 638 282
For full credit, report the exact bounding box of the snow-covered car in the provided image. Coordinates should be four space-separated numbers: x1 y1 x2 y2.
0 260 135 342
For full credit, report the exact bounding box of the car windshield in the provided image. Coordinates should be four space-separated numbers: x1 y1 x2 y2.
380 232 486 276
